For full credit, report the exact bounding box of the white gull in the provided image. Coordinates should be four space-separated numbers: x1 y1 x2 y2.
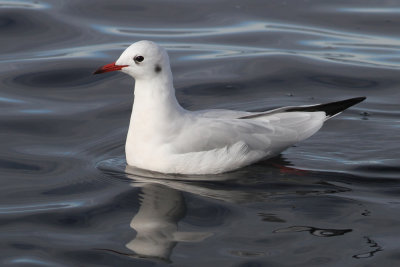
94 40 365 175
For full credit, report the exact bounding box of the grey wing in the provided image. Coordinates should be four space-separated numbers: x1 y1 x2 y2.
175 111 326 155
194 109 252 119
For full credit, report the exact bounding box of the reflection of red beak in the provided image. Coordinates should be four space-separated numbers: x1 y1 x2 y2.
93 62 128 74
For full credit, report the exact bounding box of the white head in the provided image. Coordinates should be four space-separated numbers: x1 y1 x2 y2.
94 40 171 81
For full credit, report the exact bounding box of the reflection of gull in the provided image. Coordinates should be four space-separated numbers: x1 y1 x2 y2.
126 165 264 203
124 164 350 204
95 160 354 262
125 174 353 262
122 164 352 261
126 182 211 261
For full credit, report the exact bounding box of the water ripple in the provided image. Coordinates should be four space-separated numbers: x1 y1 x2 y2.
89 21 400 68
0 0 49 9
93 21 372 39
3 20 399 70
0 96 25 104
0 43 127 63
340 7 400 14
0 202 83 215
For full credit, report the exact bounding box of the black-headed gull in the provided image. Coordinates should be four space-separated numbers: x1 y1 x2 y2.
94 40 365 175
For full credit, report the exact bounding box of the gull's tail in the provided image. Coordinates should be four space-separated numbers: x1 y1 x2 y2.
239 97 366 120
284 97 366 119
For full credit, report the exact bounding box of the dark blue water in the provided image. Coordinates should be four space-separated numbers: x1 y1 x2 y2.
1 0 399 266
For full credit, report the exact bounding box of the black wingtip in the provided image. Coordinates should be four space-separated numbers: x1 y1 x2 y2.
286 97 366 117
350 96 367 104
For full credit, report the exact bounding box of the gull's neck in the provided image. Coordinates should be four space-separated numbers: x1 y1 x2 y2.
132 71 184 120
126 70 185 152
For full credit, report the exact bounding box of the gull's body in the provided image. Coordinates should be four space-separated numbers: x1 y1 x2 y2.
95 40 365 175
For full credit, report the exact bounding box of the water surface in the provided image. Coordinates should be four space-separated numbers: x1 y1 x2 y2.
0 0 399 266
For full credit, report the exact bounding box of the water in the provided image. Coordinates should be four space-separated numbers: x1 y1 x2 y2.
1 0 399 266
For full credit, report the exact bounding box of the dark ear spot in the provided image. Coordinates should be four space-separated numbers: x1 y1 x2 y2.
155 64 162 73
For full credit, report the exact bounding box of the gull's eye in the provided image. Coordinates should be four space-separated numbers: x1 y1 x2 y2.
134 55 144 64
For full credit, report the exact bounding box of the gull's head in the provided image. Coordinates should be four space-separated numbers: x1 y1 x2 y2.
94 40 170 80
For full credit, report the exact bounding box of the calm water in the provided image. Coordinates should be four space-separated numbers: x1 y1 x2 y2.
1 0 399 266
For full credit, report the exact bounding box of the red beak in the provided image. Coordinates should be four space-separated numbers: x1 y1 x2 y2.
93 62 129 74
